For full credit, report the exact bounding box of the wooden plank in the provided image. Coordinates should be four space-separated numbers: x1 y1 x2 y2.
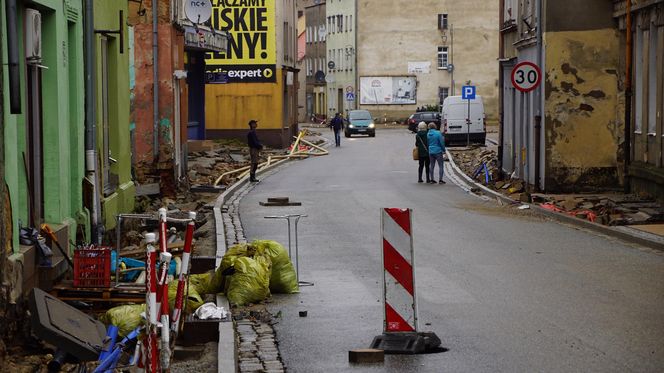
349 349 384 363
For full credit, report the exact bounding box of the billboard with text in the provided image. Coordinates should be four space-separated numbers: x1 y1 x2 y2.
206 0 276 83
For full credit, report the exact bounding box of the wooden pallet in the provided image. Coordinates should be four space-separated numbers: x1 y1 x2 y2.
51 280 145 305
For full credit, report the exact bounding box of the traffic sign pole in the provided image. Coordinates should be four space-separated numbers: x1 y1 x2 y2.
462 86 476 147
467 99 470 147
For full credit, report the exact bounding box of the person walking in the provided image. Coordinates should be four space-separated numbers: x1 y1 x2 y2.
427 122 446 184
330 112 344 147
247 119 263 182
415 122 430 183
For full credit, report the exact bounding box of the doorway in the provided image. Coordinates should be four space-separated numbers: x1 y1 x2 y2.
26 65 44 227
337 88 344 115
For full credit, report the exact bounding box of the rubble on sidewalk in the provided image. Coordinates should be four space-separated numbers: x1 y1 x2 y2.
449 147 664 232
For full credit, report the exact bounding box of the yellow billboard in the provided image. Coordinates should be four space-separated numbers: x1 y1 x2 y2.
207 0 276 83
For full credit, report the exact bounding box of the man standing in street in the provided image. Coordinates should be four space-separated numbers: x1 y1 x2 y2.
247 119 263 182
330 112 344 147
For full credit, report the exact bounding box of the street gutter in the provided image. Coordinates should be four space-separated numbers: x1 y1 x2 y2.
446 150 664 252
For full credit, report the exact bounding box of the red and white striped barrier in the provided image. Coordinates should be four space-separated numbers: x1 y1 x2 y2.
381 208 418 333
171 211 196 333
144 233 159 372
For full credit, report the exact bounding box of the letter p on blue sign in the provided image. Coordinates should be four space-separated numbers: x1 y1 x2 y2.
462 85 476 100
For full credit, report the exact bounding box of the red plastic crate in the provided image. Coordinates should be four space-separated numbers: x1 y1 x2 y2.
73 247 112 288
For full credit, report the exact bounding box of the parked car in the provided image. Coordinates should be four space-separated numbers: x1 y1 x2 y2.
405 111 441 132
441 95 486 146
345 110 376 137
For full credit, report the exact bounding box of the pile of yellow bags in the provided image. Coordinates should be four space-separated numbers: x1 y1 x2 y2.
101 240 298 335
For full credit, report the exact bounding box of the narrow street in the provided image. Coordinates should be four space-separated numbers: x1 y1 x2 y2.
240 128 664 372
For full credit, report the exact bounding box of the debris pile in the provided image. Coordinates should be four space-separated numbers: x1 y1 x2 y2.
449 147 664 229
452 148 500 186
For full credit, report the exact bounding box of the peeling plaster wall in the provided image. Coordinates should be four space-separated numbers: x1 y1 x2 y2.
544 29 622 191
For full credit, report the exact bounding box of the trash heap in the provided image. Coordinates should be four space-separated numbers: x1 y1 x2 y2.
101 240 299 337
449 147 664 228
534 194 664 226
451 148 501 186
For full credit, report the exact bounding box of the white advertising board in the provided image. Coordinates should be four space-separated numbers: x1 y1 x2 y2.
360 76 417 105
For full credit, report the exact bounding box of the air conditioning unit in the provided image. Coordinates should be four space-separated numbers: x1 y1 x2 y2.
25 8 42 63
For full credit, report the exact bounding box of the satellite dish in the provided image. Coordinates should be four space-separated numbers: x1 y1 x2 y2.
314 70 325 83
185 0 212 24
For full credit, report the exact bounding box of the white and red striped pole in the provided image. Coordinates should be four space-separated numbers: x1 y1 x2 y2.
156 208 168 318
159 251 172 369
171 211 196 333
144 233 159 372
381 208 418 333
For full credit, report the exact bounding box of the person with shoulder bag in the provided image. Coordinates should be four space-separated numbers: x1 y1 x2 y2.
415 122 431 183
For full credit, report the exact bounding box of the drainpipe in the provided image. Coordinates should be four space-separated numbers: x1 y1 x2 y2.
153 0 159 160
498 0 504 176
535 0 543 192
84 0 102 244
354 0 358 110
624 0 632 194
5 0 20 114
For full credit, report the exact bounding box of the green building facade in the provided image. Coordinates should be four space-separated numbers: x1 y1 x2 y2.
1 0 87 253
94 0 135 230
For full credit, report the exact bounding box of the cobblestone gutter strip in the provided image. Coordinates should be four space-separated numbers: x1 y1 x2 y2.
446 150 664 252
213 166 290 373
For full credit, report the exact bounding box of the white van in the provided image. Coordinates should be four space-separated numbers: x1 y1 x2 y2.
441 95 486 145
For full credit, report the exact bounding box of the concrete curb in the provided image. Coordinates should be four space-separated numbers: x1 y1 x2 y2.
211 140 325 372
214 166 278 373
446 150 664 252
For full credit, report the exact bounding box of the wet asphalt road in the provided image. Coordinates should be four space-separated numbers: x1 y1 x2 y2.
239 127 664 373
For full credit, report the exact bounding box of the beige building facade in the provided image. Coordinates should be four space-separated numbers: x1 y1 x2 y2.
357 0 499 122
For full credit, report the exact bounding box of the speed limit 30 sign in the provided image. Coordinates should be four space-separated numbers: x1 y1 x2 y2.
511 61 541 92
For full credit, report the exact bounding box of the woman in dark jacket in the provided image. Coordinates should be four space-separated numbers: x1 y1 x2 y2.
415 122 430 183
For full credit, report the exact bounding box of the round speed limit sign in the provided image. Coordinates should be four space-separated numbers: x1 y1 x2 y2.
511 61 541 92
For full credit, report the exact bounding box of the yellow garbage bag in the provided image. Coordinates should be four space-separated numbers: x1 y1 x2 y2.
224 256 271 306
251 240 299 294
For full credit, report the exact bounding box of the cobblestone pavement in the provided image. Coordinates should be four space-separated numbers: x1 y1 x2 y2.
222 167 288 373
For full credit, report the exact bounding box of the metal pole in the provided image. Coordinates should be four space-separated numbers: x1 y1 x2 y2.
534 115 541 192
450 24 454 96
85 0 102 244
467 98 470 147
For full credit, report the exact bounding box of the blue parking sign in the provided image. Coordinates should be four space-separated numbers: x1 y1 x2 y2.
462 86 476 100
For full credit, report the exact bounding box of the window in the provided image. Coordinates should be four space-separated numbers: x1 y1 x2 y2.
338 15 343 33
438 87 449 105
647 24 658 134
503 0 516 23
634 28 643 133
437 46 449 69
438 14 448 30
350 15 353 31
345 15 348 32
331 16 335 34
